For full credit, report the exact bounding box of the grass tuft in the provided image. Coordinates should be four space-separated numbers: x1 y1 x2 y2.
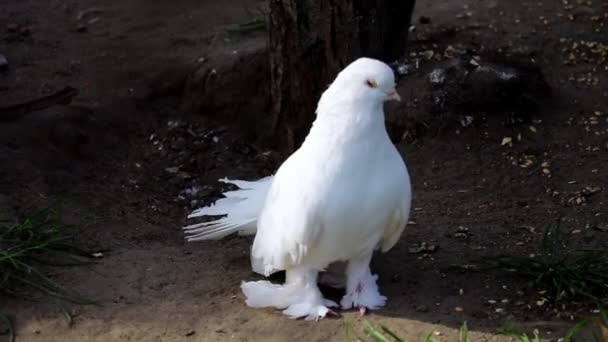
348 314 608 342
424 322 470 342
227 3 268 35
226 18 266 34
0 204 94 306
346 320 470 342
497 323 542 342
561 304 608 342
481 223 608 302
498 305 608 342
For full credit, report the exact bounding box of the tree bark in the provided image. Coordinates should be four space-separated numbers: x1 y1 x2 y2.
268 0 416 153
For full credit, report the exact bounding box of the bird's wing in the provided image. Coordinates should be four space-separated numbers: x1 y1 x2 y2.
250 153 326 274
379 154 412 252
379 197 410 252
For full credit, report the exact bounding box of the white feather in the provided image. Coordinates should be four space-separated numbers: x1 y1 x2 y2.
183 176 272 241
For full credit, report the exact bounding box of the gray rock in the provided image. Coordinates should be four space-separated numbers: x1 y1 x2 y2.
429 68 446 85
428 56 551 121
396 63 412 75
573 5 595 16
0 54 8 70
6 23 18 32
415 304 429 312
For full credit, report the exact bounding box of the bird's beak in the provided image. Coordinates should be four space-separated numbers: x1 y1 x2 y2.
386 88 401 102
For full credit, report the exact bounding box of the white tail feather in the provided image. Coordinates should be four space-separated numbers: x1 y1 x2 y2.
183 176 273 241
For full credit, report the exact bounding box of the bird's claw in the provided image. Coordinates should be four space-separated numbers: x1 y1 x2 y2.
328 308 342 318
358 306 367 317
314 308 341 321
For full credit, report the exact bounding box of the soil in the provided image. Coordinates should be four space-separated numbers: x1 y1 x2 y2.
1 0 607 341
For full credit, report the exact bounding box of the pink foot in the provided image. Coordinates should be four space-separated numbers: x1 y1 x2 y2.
356 282 367 316
340 275 387 311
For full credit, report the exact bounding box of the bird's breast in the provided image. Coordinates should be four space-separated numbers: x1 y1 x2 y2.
309 147 409 262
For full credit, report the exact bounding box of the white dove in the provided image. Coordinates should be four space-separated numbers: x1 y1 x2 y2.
184 57 412 320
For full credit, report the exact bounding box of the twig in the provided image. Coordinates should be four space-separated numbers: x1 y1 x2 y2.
0 86 79 122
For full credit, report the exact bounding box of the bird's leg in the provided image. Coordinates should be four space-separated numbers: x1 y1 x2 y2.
279 266 339 320
340 253 386 314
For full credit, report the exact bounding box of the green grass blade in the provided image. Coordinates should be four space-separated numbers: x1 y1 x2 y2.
380 325 404 342
363 321 392 342
563 318 591 341
458 321 470 342
424 333 443 342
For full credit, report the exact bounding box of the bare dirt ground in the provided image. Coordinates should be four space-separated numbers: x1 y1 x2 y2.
1 0 607 341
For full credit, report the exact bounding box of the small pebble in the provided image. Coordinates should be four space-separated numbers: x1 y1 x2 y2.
415 304 429 312
390 273 402 283
0 54 8 70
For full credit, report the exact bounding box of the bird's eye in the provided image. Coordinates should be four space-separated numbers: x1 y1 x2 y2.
366 79 378 88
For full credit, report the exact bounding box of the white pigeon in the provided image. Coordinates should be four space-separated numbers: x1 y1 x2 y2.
184 57 412 320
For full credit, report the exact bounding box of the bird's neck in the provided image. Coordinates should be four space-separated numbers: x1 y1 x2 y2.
307 101 388 145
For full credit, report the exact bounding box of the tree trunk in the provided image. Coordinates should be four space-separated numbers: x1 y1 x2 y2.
268 0 416 153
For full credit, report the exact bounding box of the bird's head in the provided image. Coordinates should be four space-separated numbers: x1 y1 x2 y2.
327 57 401 106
